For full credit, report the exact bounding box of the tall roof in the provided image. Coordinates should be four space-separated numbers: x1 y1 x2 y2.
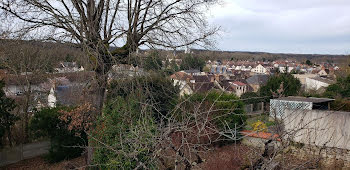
191 82 218 93
231 81 246 86
192 75 211 82
170 72 192 81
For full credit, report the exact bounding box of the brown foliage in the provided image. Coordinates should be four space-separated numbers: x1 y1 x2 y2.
59 103 95 133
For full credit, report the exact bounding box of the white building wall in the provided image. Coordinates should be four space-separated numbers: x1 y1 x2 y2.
305 78 330 91
48 87 56 108
173 79 193 96
251 64 267 74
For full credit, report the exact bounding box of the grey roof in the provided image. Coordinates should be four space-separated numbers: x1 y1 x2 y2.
246 75 270 85
191 82 218 93
273 96 334 103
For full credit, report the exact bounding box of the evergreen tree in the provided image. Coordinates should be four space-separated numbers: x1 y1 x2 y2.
259 73 301 99
180 54 205 71
144 51 163 71
324 74 350 99
306 60 312 66
0 80 18 147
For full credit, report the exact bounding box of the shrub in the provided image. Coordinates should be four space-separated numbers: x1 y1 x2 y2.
183 91 247 134
30 107 87 163
143 51 163 71
324 74 350 99
330 99 350 112
252 120 267 132
92 96 157 169
107 74 179 120
0 80 19 148
0 80 19 147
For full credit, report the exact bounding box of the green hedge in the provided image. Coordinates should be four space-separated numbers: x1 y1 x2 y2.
30 107 87 163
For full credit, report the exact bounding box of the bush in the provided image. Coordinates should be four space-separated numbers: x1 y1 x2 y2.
330 99 350 112
143 51 163 71
252 120 267 132
92 96 157 169
183 91 246 133
324 75 350 99
92 75 179 168
0 80 18 147
241 92 263 104
30 107 87 163
107 74 179 120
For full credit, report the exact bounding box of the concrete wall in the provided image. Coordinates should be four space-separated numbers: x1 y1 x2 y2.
284 109 350 150
0 141 50 166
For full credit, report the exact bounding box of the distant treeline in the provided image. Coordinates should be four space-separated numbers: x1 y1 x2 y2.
1 39 349 67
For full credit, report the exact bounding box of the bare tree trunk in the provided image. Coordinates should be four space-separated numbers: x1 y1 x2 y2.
7 124 13 146
96 76 107 114
23 84 31 144
86 73 108 165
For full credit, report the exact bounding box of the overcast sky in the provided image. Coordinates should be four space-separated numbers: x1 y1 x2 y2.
208 0 350 54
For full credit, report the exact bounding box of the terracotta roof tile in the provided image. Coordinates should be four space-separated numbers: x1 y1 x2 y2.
170 72 192 81
241 130 280 141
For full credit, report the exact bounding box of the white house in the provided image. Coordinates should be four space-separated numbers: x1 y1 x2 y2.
48 87 56 108
170 72 194 96
287 66 294 73
251 64 267 74
318 69 328 77
235 65 242 70
55 62 84 73
279 66 286 73
230 81 247 97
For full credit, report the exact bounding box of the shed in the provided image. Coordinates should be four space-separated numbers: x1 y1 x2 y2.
270 96 334 119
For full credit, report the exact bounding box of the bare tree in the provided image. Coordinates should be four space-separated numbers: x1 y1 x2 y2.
0 0 219 113
0 40 84 143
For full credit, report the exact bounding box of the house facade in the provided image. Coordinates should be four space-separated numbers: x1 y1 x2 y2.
251 64 267 74
170 72 194 96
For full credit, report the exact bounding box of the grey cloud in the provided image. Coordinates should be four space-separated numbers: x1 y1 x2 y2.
211 0 350 54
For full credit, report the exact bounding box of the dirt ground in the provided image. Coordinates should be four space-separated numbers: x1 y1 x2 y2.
2 144 253 170
196 144 252 170
2 156 86 170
